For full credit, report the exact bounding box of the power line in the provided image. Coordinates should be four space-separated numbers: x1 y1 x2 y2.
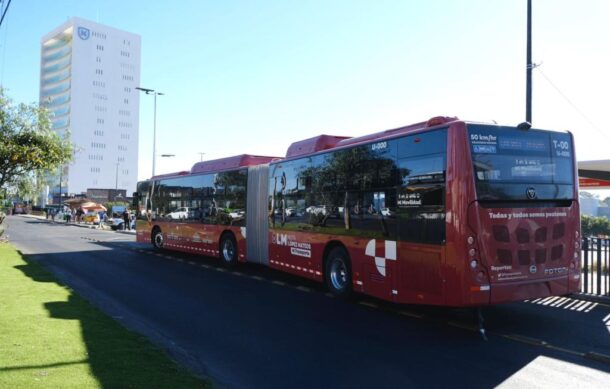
0 0 9 86
0 0 12 28
536 66 608 139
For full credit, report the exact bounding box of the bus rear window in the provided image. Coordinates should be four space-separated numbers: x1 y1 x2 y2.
467 125 574 201
468 125 574 185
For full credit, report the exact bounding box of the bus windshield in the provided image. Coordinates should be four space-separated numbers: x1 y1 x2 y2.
468 124 574 201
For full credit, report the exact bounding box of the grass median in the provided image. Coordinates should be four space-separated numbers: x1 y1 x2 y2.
0 243 209 388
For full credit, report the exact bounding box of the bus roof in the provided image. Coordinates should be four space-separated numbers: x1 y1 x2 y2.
284 116 459 158
150 171 190 180
285 135 351 158
190 154 280 174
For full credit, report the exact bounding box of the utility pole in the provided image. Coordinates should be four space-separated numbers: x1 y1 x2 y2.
115 160 120 191
526 0 533 124
58 166 62 205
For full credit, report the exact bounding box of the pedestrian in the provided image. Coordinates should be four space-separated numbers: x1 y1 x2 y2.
98 210 105 229
122 209 130 230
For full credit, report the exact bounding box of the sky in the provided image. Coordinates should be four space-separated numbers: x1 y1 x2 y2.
1 0 609 196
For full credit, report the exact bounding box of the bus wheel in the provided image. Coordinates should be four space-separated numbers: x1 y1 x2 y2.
325 246 352 298
220 233 238 266
152 228 163 249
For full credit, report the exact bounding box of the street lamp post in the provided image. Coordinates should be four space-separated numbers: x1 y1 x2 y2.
526 0 533 124
136 87 164 177
115 160 120 191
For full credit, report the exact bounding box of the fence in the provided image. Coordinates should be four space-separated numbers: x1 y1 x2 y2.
581 237 610 296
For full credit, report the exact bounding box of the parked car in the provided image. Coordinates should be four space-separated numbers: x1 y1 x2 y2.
381 208 393 216
228 209 245 221
167 207 189 219
107 217 135 231
306 205 327 216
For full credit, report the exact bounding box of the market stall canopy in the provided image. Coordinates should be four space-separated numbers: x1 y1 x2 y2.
63 198 94 209
578 159 610 189
80 202 107 212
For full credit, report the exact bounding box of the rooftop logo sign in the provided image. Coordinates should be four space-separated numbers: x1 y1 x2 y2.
77 27 90 40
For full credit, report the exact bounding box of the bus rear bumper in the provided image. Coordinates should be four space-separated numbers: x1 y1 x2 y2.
489 276 569 305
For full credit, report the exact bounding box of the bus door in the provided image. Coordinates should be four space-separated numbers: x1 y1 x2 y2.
358 190 399 301
395 137 447 304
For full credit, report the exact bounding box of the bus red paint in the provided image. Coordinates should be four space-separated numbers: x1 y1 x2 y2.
135 117 581 307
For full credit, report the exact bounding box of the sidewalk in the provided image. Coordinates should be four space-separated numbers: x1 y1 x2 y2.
573 292 610 305
18 214 136 235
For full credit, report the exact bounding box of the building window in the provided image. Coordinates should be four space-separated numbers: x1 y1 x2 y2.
93 93 108 101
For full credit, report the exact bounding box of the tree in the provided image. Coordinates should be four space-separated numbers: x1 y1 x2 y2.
0 88 73 192
581 214 610 237
580 191 599 199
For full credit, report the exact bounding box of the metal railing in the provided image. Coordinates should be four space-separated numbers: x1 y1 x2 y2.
581 237 610 296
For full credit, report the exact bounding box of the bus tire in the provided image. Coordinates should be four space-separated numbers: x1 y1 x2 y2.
220 233 238 267
152 227 163 250
325 246 353 298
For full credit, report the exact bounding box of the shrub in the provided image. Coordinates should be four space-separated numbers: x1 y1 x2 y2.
581 214 610 237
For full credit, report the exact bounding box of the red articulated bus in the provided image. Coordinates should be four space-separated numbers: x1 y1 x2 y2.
136 116 581 307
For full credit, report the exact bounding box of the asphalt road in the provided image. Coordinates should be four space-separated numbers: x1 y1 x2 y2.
5 215 610 388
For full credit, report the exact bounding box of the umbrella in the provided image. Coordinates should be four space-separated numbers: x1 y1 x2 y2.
63 198 94 209
80 202 107 212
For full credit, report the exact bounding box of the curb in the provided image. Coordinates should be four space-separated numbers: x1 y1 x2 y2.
17 214 133 233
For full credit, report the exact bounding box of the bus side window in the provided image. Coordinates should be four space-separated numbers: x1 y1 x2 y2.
397 155 446 244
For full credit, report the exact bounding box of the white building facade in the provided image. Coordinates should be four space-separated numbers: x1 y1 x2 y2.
40 17 141 198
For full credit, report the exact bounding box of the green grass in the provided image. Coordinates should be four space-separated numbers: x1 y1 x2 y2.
0 243 209 388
